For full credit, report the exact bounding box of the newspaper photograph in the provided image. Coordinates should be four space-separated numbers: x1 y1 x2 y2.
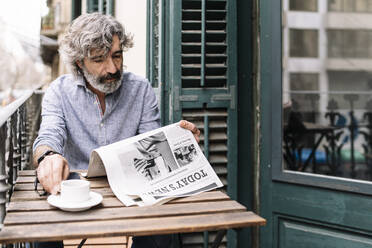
87 122 223 206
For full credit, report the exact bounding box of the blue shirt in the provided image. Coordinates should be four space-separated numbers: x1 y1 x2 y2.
33 72 161 170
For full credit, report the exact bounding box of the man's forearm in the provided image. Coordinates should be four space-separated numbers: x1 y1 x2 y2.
33 145 55 169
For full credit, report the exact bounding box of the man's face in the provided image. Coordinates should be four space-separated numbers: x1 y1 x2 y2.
80 35 123 94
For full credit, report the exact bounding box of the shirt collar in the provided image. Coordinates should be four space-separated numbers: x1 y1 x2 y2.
75 76 87 87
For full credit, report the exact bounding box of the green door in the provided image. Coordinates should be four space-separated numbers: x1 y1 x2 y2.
148 0 239 246
260 1 372 247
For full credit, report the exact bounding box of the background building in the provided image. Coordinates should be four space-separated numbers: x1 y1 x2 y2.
283 0 372 118
40 0 147 81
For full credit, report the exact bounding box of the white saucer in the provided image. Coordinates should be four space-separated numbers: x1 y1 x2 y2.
47 191 103 212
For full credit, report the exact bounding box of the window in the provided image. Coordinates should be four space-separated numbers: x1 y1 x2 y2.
282 0 372 184
289 73 319 116
72 0 82 20
328 0 372 13
328 71 372 109
87 0 114 15
289 0 317 12
290 29 318 57
328 30 372 58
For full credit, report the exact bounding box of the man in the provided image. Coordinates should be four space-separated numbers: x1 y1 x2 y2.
33 13 200 248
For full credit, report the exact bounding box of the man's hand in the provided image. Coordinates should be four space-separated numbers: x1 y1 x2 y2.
37 154 69 195
180 120 201 143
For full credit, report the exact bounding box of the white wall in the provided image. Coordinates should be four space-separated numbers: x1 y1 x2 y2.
115 1 147 78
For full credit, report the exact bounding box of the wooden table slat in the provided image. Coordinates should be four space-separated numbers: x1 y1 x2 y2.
7 191 230 212
16 176 35 184
5 200 245 225
14 180 110 191
10 188 114 201
0 211 266 243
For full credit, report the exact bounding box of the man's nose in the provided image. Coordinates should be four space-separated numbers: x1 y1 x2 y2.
105 57 117 74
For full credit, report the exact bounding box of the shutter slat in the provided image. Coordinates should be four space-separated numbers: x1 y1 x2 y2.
182 64 227 68
182 53 227 57
182 30 227 34
206 54 227 57
200 133 227 141
182 42 202 46
182 75 227 80
200 143 228 152
182 110 228 117
209 154 228 164
206 20 226 23
182 30 202 34
213 165 228 174
195 120 228 129
206 42 227 46
183 20 202 23
182 9 202 13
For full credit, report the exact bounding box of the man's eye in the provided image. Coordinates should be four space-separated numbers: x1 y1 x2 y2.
93 60 103 63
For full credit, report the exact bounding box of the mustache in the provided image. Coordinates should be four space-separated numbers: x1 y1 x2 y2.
100 70 122 82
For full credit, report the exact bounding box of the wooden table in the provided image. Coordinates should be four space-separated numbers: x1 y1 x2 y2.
0 170 266 246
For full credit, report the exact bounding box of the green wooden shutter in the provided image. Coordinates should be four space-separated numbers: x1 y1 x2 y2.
87 0 114 15
150 0 238 246
174 0 237 197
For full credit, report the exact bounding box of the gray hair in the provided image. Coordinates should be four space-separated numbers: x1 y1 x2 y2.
59 12 133 77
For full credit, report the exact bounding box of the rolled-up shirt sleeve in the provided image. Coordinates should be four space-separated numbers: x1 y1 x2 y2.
137 82 161 134
33 83 67 154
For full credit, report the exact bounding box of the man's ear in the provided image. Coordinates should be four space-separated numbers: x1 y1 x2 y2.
76 60 83 69
76 61 84 75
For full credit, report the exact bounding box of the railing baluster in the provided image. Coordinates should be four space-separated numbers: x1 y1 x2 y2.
17 108 22 171
7 118 14 198
13 111 20 185
20 105 27 170
0 125 10 230
25 101 32 167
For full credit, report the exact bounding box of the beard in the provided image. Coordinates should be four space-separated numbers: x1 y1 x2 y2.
82 67 123 94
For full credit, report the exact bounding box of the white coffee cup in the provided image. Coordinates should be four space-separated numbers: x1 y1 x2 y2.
60 179 90 203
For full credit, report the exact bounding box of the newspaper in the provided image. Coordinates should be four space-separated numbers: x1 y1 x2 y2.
86 122 223 206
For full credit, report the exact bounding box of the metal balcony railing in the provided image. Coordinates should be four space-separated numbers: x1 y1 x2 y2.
0 88 43 229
